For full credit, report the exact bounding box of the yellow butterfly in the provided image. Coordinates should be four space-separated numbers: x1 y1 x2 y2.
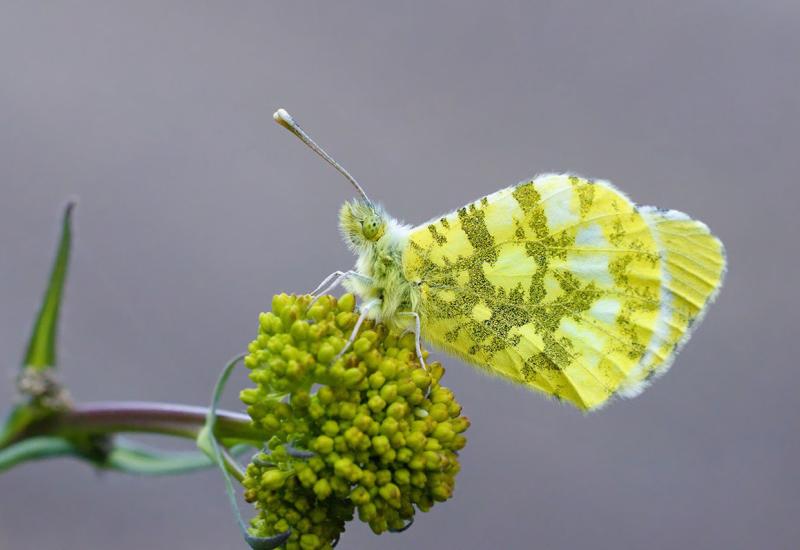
274 109 726 412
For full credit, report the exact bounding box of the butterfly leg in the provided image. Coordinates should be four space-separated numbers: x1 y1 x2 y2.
308 270 340 296
309 270 372 302
399 311 427 371
333 298 379 362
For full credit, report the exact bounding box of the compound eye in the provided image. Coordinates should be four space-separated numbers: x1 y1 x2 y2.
362 218 383 241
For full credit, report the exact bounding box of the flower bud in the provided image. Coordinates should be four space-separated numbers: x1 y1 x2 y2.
350 486 370 506
378 359 397 379
378 483 402 508
337 293 356 313
367 395 386 413
353 337 372 355
344 426 366 449
386 401 408 420
451 416 471 433
379 383 398 403
321 420 339 437
371 435 390 456
261 469 289 490
312 435 334 455
368 371 386 389
411 369 431 390
313 478 331 500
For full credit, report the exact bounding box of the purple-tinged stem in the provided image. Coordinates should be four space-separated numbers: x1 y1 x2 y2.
5 401 261 448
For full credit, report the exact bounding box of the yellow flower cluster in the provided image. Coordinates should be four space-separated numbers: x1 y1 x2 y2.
240 294 469 549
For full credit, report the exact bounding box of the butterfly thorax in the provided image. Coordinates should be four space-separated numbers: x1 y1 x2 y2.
339 200 419 328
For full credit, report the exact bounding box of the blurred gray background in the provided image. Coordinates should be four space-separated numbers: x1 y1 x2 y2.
1 1 798 549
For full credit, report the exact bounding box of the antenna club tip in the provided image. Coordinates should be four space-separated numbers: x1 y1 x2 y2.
273 108 294 129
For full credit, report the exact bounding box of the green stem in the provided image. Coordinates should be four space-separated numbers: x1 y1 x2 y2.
0 436 79 472
2 401 262 450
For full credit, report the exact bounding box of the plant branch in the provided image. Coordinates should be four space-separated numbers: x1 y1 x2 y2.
2 401 262 451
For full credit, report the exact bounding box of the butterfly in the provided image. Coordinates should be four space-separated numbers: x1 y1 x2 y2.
273 109 727 412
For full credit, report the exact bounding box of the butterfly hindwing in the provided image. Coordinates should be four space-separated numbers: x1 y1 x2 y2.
402 174 724 411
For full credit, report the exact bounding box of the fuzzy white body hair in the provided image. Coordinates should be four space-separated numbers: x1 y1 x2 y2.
339 200 419 328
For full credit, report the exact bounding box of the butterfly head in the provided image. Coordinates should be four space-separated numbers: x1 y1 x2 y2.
339 199 388 251
272 109 393 251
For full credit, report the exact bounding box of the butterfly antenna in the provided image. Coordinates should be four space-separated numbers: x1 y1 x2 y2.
273 108 371 203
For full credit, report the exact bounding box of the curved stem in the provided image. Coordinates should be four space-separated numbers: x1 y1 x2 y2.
0 436 79 473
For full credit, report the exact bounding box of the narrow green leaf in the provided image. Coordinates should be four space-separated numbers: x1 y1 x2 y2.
23 202 75 370
198 353 290 550
0 405 39 449
0 436 78 474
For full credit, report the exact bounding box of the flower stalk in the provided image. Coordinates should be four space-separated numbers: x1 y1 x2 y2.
1 401 261 449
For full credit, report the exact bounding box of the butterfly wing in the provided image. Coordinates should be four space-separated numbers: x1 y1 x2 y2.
402 174 725 411
622 206 726 393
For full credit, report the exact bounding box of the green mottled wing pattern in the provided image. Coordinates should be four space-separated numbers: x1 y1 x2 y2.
402 174 725 411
